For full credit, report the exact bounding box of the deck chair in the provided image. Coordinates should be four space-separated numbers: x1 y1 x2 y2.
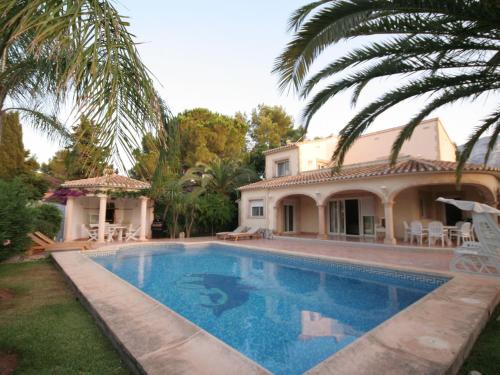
125 225 141 242
450 213 500 276
34 231 56 244
226 227 261 241
28 233 90 251
216 226 247 240
82 225 98 241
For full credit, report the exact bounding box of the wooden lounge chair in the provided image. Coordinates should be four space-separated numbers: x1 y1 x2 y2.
28 233 91 251
226 227 261 241
216 226 247 240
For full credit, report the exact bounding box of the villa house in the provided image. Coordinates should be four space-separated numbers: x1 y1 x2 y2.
237 118 499 244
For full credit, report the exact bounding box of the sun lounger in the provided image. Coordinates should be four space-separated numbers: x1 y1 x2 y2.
216 226 247 240
449 213 499 276
226 227 261 241
28 233 91 251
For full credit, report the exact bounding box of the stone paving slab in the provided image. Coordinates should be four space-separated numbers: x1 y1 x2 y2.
53 242 500 375
306 276 500 375
52 251 269 375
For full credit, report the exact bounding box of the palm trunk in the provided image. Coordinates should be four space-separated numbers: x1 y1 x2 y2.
171 208 179 239
0 94 6 144
186 207 195 237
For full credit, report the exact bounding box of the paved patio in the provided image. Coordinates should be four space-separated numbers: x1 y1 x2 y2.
242 237 453 272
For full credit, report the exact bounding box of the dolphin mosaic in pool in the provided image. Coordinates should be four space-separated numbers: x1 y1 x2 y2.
92 243 448 375
178 273 255 317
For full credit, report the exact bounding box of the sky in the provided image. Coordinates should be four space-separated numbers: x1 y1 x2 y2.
23 0 499 164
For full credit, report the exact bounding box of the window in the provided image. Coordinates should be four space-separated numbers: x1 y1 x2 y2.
276 160 290 177
250 200 264 217
317 161 328 169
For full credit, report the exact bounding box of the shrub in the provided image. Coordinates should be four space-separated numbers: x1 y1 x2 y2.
33 204 63 239
0 179 34 260
196 193 235 234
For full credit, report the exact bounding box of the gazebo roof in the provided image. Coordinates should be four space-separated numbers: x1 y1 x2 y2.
61 173 150 191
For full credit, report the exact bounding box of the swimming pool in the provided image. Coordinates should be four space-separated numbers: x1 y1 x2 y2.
91 243 448 375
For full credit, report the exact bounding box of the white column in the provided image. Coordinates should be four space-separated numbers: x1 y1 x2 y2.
63 196 75 242
317 204 327 239
97 194 107 243
384 200 396 244
273 205 281 235
139 196 148 241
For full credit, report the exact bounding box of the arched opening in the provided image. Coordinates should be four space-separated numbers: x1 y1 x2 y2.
322 190 384 240
275 194 318 236
392 183 495 241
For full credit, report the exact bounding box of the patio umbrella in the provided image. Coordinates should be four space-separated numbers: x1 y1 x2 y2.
436 197 500 215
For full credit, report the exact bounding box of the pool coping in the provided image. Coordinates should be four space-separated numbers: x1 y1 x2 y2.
53 241 500 375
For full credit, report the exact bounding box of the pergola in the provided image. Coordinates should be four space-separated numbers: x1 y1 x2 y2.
60 172 152 243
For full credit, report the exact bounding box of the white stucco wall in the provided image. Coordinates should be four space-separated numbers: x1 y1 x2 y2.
343 119 445 164
437 121 457 161
262 119 457 178
298 137 337 172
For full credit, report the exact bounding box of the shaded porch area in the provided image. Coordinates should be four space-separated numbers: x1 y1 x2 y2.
274 182 497 248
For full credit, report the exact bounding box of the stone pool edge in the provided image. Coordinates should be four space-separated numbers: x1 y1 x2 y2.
58 242 500 375
51 250 271 375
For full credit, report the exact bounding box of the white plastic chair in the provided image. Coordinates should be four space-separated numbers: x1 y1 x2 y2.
459 222 473 245
104 225 118 243
125 225 141 242
409 220 425 245
82 225 98 241
428 221 445 247
449 221 464 244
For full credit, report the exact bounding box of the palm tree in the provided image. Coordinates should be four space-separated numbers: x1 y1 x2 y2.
274 0 500 177
0 0 165 168
185 159 257 197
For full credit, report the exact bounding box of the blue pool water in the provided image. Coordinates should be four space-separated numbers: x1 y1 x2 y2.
92 244 448 375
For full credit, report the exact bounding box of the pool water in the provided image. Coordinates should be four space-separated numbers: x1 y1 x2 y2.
92 244 448 375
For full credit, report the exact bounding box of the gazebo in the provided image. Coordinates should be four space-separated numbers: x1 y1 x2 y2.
60 171 153 243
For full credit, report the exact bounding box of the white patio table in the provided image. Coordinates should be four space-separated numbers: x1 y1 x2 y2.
90 224 128 242
421 225 456 246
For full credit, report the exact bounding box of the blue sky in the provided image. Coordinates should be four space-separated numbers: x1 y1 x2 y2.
23 0 499 163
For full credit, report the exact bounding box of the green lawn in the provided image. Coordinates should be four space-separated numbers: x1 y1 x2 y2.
460 304 500 375
0 259 129 375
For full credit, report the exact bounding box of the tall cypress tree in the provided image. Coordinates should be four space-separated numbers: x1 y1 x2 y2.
0 112 26 179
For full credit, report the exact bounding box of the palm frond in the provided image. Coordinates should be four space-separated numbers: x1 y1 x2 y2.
0 0 164 169
456 108 500 181
2 105 69 142
275 0 500 179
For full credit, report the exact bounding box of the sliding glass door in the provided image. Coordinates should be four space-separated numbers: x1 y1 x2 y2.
328 200 345 234
283 204 294 232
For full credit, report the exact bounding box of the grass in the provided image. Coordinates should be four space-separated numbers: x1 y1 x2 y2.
0 258 130 375
460 304 500 375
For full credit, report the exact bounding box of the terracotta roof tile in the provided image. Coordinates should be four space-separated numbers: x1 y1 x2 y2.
263 143 299 155
61 174 150 190
239 158 500 191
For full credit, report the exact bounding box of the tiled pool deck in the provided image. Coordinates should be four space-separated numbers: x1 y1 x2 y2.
52 238 500 375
